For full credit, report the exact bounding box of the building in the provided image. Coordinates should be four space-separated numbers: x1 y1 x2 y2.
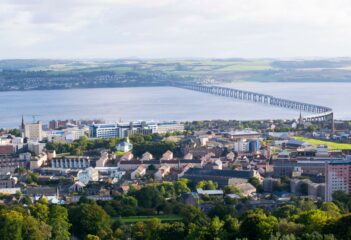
325 157 351 201
161 150 173 161
78 167 99 185
0 174 17 188
96 152 109 167
27 142 45 155
90 124 119 138
263 178 281 192
51 156 91 169
154 165 171 180
116 141 133 153
90 121 184 139
141 152 153 161
46 127 86 143
0 145 14 155
121 152 134 161
30 152 48 170
131 164 146 180
24 122 43 141
183 168 259 187
0 155 28 174
156 121 184 134
224 129 261 141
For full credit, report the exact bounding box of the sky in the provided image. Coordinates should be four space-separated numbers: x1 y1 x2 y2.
1 0 351 59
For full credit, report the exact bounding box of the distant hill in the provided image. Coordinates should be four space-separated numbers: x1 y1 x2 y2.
0 58 351 91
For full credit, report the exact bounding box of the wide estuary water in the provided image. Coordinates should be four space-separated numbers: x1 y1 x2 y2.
0 82 350 128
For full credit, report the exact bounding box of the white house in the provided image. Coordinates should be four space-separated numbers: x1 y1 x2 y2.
77 167 99 185
116 141 133 153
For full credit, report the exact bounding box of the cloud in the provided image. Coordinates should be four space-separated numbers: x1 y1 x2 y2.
1 0 351 58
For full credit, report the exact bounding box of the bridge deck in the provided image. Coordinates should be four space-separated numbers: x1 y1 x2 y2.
175 84 332 118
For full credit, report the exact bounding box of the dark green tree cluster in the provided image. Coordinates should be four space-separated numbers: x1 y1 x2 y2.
130 134 178 159
46 136 119 155
0 199 70 240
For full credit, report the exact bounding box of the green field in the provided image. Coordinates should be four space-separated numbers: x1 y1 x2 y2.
118 214 182 224
294 136 351 150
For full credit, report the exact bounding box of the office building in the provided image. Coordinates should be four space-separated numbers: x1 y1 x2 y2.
24 121 43 141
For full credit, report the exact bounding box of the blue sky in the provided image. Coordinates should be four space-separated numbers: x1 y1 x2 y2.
1 0 351 59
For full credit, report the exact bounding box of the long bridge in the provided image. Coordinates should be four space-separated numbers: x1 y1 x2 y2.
175 84 333 122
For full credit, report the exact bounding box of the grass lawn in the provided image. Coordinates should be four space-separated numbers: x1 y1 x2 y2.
294 136 351 150
117 214 182 224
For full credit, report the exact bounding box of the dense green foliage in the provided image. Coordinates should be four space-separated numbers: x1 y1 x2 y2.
2 186 351 239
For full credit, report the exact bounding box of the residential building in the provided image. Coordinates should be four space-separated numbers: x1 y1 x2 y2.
24 122 43 141
154 165 171 180
161 150 173 161
121 152 134 161
0 174 17 188
30 152 48 170
131 164 146 180
51 156 91 169
141 152 153 161
325 157 351 201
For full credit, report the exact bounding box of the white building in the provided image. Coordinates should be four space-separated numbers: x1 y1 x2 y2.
116 141 133 153
28 141 45 155
156 121 184 134
51 156 90 169
78 167 99 185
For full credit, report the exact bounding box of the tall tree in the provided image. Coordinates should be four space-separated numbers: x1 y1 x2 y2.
49 205 71 240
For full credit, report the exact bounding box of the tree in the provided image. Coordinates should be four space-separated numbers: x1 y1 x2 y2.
208 204 236 220
296 210 330 232
326 214 351 239
223 215 240 239
0 210 24 240
240 209 278 240
30 202 49 223
49 205 71 240
69 203 112 240
273 205 298 219
205 216 226 240
158 222 185 240
132 185 164 209
320 202 341 219
86 234 100 240
131 222 146 240
22 215 51 240
174 179 191 195
181 205 209 226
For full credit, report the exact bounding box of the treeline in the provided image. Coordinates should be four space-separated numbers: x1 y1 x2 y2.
46 136 119 155
2 181 351 240
129 134 179 158
45 134 180 158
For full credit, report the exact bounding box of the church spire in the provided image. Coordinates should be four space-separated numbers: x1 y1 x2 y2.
21 115 25 130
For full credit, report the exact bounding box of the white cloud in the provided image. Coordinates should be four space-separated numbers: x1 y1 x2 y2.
1 0 351 58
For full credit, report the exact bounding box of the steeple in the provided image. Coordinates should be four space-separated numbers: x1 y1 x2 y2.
21 115 25 130
298 110 304 125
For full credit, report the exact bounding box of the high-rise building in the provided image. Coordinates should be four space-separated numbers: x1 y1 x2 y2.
325 157 351 201
24 121 43 141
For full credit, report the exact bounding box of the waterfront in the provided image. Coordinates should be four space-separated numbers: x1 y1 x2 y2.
1 82 350 128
